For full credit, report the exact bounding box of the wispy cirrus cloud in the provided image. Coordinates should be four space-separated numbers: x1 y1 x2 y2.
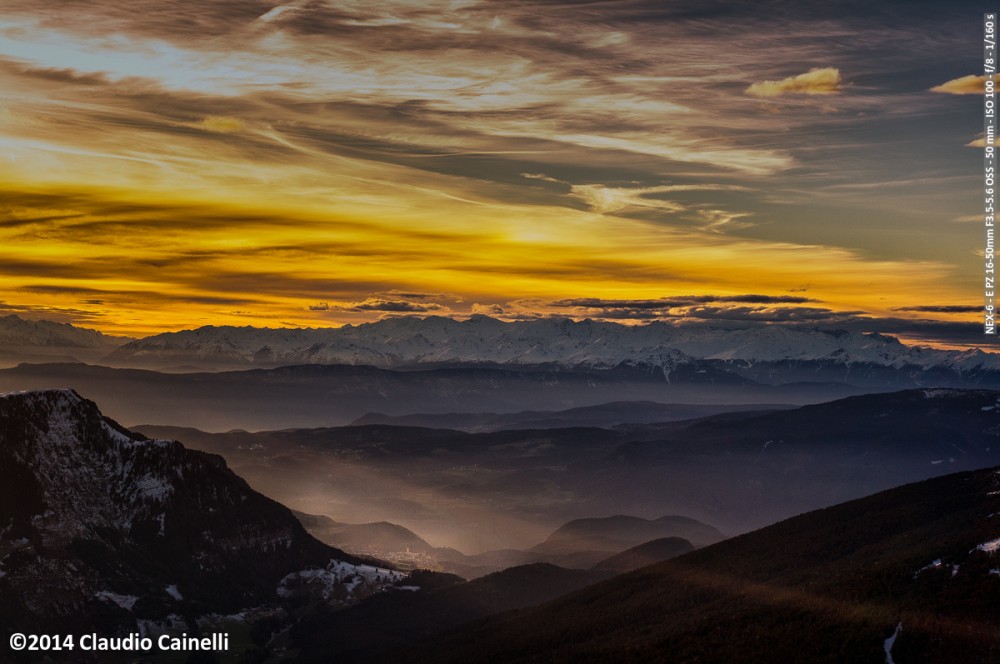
569 184 685 215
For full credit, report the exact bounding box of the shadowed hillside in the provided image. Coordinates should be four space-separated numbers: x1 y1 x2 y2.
396 466 1000 664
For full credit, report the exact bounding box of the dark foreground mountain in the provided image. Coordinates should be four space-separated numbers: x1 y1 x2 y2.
397 466 1000 664
0 390 403 662
590 537 696 574
290 563 613 663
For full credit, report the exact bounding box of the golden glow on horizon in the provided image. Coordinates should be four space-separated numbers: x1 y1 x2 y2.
0 177 962 337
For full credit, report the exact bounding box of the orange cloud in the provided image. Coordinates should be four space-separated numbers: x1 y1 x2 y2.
930 74 986 95
745 67 842 97
194 116 247 133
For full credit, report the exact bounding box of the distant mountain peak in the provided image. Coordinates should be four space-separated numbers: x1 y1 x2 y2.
0 314 131 348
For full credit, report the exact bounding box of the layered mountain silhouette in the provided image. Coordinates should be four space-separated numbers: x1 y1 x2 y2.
351 400 789 432
426 514 719 578
290 563 614 663
525 514 722 568
293 511 438 555
0 362 838 432
137 389 1000 545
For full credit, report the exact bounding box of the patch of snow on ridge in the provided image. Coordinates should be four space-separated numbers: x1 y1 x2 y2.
884 622 902 664
102 421 172 448
133 475 173 501
96 591 139 610
137 614 189 639
974 538 1000 554
102 421 139 444
277 560 404 602
913 559 942 578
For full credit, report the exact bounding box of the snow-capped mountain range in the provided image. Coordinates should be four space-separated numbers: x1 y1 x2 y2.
107 314 999 374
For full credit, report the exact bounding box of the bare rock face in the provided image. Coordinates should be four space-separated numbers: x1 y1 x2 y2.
0 389 401 640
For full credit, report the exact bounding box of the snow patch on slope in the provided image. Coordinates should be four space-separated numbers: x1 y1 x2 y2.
913 559 943 578
884 622 902 664
277 560 404 603
96 591 139 610
974 537 1000 554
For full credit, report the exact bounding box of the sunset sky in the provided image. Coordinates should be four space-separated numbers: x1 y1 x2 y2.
0 0 994 346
